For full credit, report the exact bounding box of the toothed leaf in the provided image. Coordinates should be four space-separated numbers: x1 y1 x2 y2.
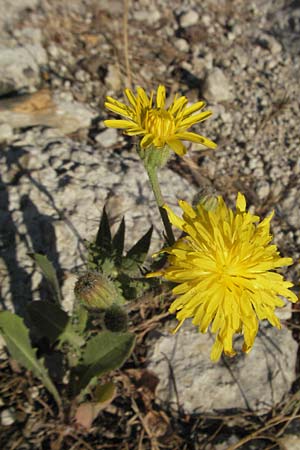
0 311 61 406
72 331 135 394
95 207 112 253
126 226 153 266
30 253 62 304
112 217 125 260
27 301 84 348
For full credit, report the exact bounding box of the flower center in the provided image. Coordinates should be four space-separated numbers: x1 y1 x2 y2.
144 108 175 142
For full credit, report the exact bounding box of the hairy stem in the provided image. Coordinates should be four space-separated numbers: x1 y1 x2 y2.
146 165 175 246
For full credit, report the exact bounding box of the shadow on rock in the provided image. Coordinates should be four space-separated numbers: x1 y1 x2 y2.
0 173 32 315
20 194 63 302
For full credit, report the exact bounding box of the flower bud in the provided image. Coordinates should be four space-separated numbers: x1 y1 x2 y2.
74 272 120 311
138 144 171 170
104 305 128 332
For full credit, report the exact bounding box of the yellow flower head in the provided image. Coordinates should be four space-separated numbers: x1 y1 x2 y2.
104 85 216 156
149 193 298 362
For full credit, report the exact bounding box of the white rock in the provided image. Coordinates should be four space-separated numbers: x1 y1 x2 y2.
201 14 211 26
96 128 119 147
256 181 270 199
0 92 97 135
0 123 13 143
148 321 297 414
174 38 189 53
105 64 122 91
54 98 97 134
134 9 161 23
1 408 15 426
203 68 233 102
1 0 38 28
180 10 199 28
0 42 47 95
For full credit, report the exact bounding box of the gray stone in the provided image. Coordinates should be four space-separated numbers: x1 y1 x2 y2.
257 33 282 55
105 64 122 91
256 181 270 199
0 91 97 135
96 128 119 147
0 38 47 95
148 320 297 414
202 68 233 102
0 123 13 143
0 0 39 29
180 11 199 28
174 39 189 53
134 9 161 23
1 408 15 426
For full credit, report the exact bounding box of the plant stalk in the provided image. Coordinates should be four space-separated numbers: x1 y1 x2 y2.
145 165 175 246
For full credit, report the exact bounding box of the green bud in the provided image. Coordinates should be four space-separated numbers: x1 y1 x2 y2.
74 272 120 311
138 144 171 170
104 305 128 332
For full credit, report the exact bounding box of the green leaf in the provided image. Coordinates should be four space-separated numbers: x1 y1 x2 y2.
95 207 112 253
30 253 62 304
0 311 61 406
27 301 84 348
94 381 115 403
112 217 125 260
73 331 135 394
126 225 153 266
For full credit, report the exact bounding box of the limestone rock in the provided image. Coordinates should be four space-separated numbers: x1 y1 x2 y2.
0 27 47 96
0 90 97 135
148 320 297 414
180 11 199 28
202 68 233 102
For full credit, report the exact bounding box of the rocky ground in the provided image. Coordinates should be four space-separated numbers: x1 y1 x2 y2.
1 0 300 448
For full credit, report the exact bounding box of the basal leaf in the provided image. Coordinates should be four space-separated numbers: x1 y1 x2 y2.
95 207 112 253
112 217 125 260
27 301 84 348
126 225 153 266
74 331 135 394
27 301 68 343
30 253 62 304
0 311 61 406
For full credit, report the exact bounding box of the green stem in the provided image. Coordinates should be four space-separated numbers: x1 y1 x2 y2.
146 165 175 246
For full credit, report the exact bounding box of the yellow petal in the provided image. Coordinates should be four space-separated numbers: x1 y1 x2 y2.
166 139 187 156
180 111 212 128
163 204 185 230
176 132 217 148
104 119 135 129
140 133 154 148
124 89 137 107
182 101 206 117
210 338 223 362
156 85 166 108
236 192 246 212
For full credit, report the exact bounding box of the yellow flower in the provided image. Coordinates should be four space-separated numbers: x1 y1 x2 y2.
148 193 298 361
104 85 216 156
